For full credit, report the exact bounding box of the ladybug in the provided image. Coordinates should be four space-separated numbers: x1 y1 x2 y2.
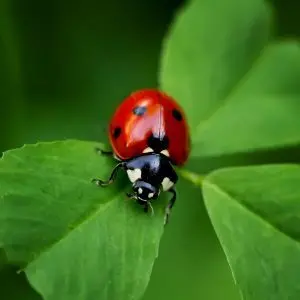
92 89 190 224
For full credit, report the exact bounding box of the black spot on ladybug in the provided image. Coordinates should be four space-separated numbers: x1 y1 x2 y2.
113 127 121 139
172 109 182 121
133 106 147 116
147 134 169 153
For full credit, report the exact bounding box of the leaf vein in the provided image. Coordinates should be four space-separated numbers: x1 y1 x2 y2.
194 44 268 136
24 190 125 270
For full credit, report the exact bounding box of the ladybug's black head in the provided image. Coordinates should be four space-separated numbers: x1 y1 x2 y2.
130 180 160 202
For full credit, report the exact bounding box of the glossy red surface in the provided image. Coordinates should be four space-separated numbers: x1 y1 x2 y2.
108 89 190 166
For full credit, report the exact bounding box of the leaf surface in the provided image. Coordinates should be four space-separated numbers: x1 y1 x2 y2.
161 0 300 159
160 0 271 133
0 140 165 300
202 165 300 299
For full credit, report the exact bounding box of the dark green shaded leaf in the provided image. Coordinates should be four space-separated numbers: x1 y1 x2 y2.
0 265 42 300
143 177 239 300
0 0 24 150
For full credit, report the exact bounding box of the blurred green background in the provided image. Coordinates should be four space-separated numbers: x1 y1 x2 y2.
1 0 300 299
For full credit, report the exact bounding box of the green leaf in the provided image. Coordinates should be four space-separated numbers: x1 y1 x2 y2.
191 42 300 158
0 140 165 300
160 0 300 159
202 165 300 300
160 0 272 134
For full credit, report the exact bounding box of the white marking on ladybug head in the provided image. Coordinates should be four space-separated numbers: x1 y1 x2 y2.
162 177 174 191
138 188 143 194
160 149 170 157
148 192 154 198
143 147 153 153
127 168 142 183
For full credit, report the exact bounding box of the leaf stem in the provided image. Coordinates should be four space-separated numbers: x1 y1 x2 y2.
178 169 205 186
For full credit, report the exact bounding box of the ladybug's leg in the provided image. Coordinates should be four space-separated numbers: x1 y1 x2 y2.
95 147 121 161
126 192 135 199
126 195 155 216
145 202 154 216
164 188 177 225
95 147 113 156
92 162 124 187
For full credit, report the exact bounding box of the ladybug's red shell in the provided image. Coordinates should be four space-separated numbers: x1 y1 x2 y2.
108 89 190 166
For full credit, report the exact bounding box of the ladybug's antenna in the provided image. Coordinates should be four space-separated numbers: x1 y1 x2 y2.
127 192 155 217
